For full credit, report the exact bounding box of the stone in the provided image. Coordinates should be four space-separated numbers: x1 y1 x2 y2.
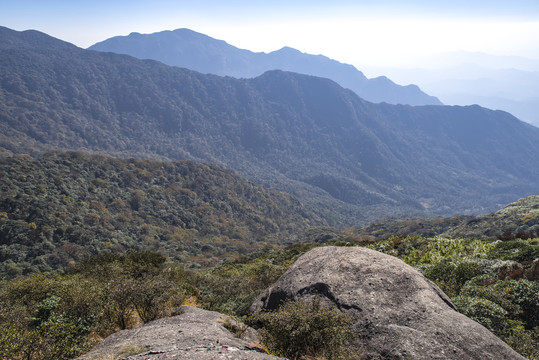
251 246 525 360
77 305 284 360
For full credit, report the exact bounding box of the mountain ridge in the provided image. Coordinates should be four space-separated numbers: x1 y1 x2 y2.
1 26 539 225
0 26 77 50
88 28 442 106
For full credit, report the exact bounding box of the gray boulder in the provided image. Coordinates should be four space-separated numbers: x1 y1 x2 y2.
251 246 525 360
77 305 284 360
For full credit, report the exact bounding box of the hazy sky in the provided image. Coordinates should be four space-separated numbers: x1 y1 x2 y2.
2 0 539 68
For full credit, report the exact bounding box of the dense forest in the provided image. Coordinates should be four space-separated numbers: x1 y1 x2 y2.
0 152 317 276
2 27 539 225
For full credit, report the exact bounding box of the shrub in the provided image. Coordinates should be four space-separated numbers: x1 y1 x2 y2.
0 250 193 359
461 278 539 329
503 322 539 359
0 296 92 360
196 253 298 317
494 279 539 329
489 239 539 262
452 296 508 333
252 297 361 360
422 260 483 297
131 275 186 323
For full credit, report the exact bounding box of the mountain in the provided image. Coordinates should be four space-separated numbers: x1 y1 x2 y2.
364 53 539 127
1 27 539 225
88 28 442 106
0 26 77 50
0 151 318 276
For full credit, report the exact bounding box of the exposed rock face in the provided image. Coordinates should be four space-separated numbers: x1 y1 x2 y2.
251 246 525 360
78 305 284 360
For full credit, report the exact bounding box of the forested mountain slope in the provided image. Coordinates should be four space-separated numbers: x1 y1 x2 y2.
350 195 539 241
0 152 317 276
1 27 539 225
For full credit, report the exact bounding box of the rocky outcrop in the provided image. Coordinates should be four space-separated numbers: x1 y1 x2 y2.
77 305 284 360
251 246 525 360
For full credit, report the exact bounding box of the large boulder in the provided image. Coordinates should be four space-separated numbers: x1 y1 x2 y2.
251 246 524 360
77 305 284 360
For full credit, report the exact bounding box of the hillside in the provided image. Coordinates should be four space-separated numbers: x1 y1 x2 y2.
350 195 539 241
1 27 539 225
88 28 442 106
0 152 317 276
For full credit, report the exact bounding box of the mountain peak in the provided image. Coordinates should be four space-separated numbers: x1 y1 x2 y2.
0 26 77 50
275 46 303 54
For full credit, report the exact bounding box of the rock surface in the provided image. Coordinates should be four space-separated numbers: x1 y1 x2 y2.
77 305 284 360
251 246 525 360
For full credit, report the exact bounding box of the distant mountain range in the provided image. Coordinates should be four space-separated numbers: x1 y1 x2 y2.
365 52 539 127
1 26 538 225
88 28 442 106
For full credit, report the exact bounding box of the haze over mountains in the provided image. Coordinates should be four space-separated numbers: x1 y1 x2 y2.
365 52 539 127
1 26 539 226
88 28 442 106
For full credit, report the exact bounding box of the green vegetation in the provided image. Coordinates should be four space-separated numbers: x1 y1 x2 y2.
0 244 320 360
0 152 315 276
369 235 539 358
0 251 192 359
1 235 538 359
252 297 360 360
195 244 317 316
352 195 539 241
0 150 537 358
3 26 539 227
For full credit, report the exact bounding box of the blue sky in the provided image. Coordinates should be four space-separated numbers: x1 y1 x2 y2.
2 0 539 67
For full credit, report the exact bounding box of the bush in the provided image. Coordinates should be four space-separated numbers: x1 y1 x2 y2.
196 251 300 317
0 251 193 358
0 296 92 360
422 260 483 297
130 275 186 323
71 251 190 329
461 278 539 329
489 239 539 262
452 296 508 333
494 279 539 329
252 297 361 360
503 322 539 359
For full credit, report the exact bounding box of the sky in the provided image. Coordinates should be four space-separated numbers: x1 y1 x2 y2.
2 0 539 69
